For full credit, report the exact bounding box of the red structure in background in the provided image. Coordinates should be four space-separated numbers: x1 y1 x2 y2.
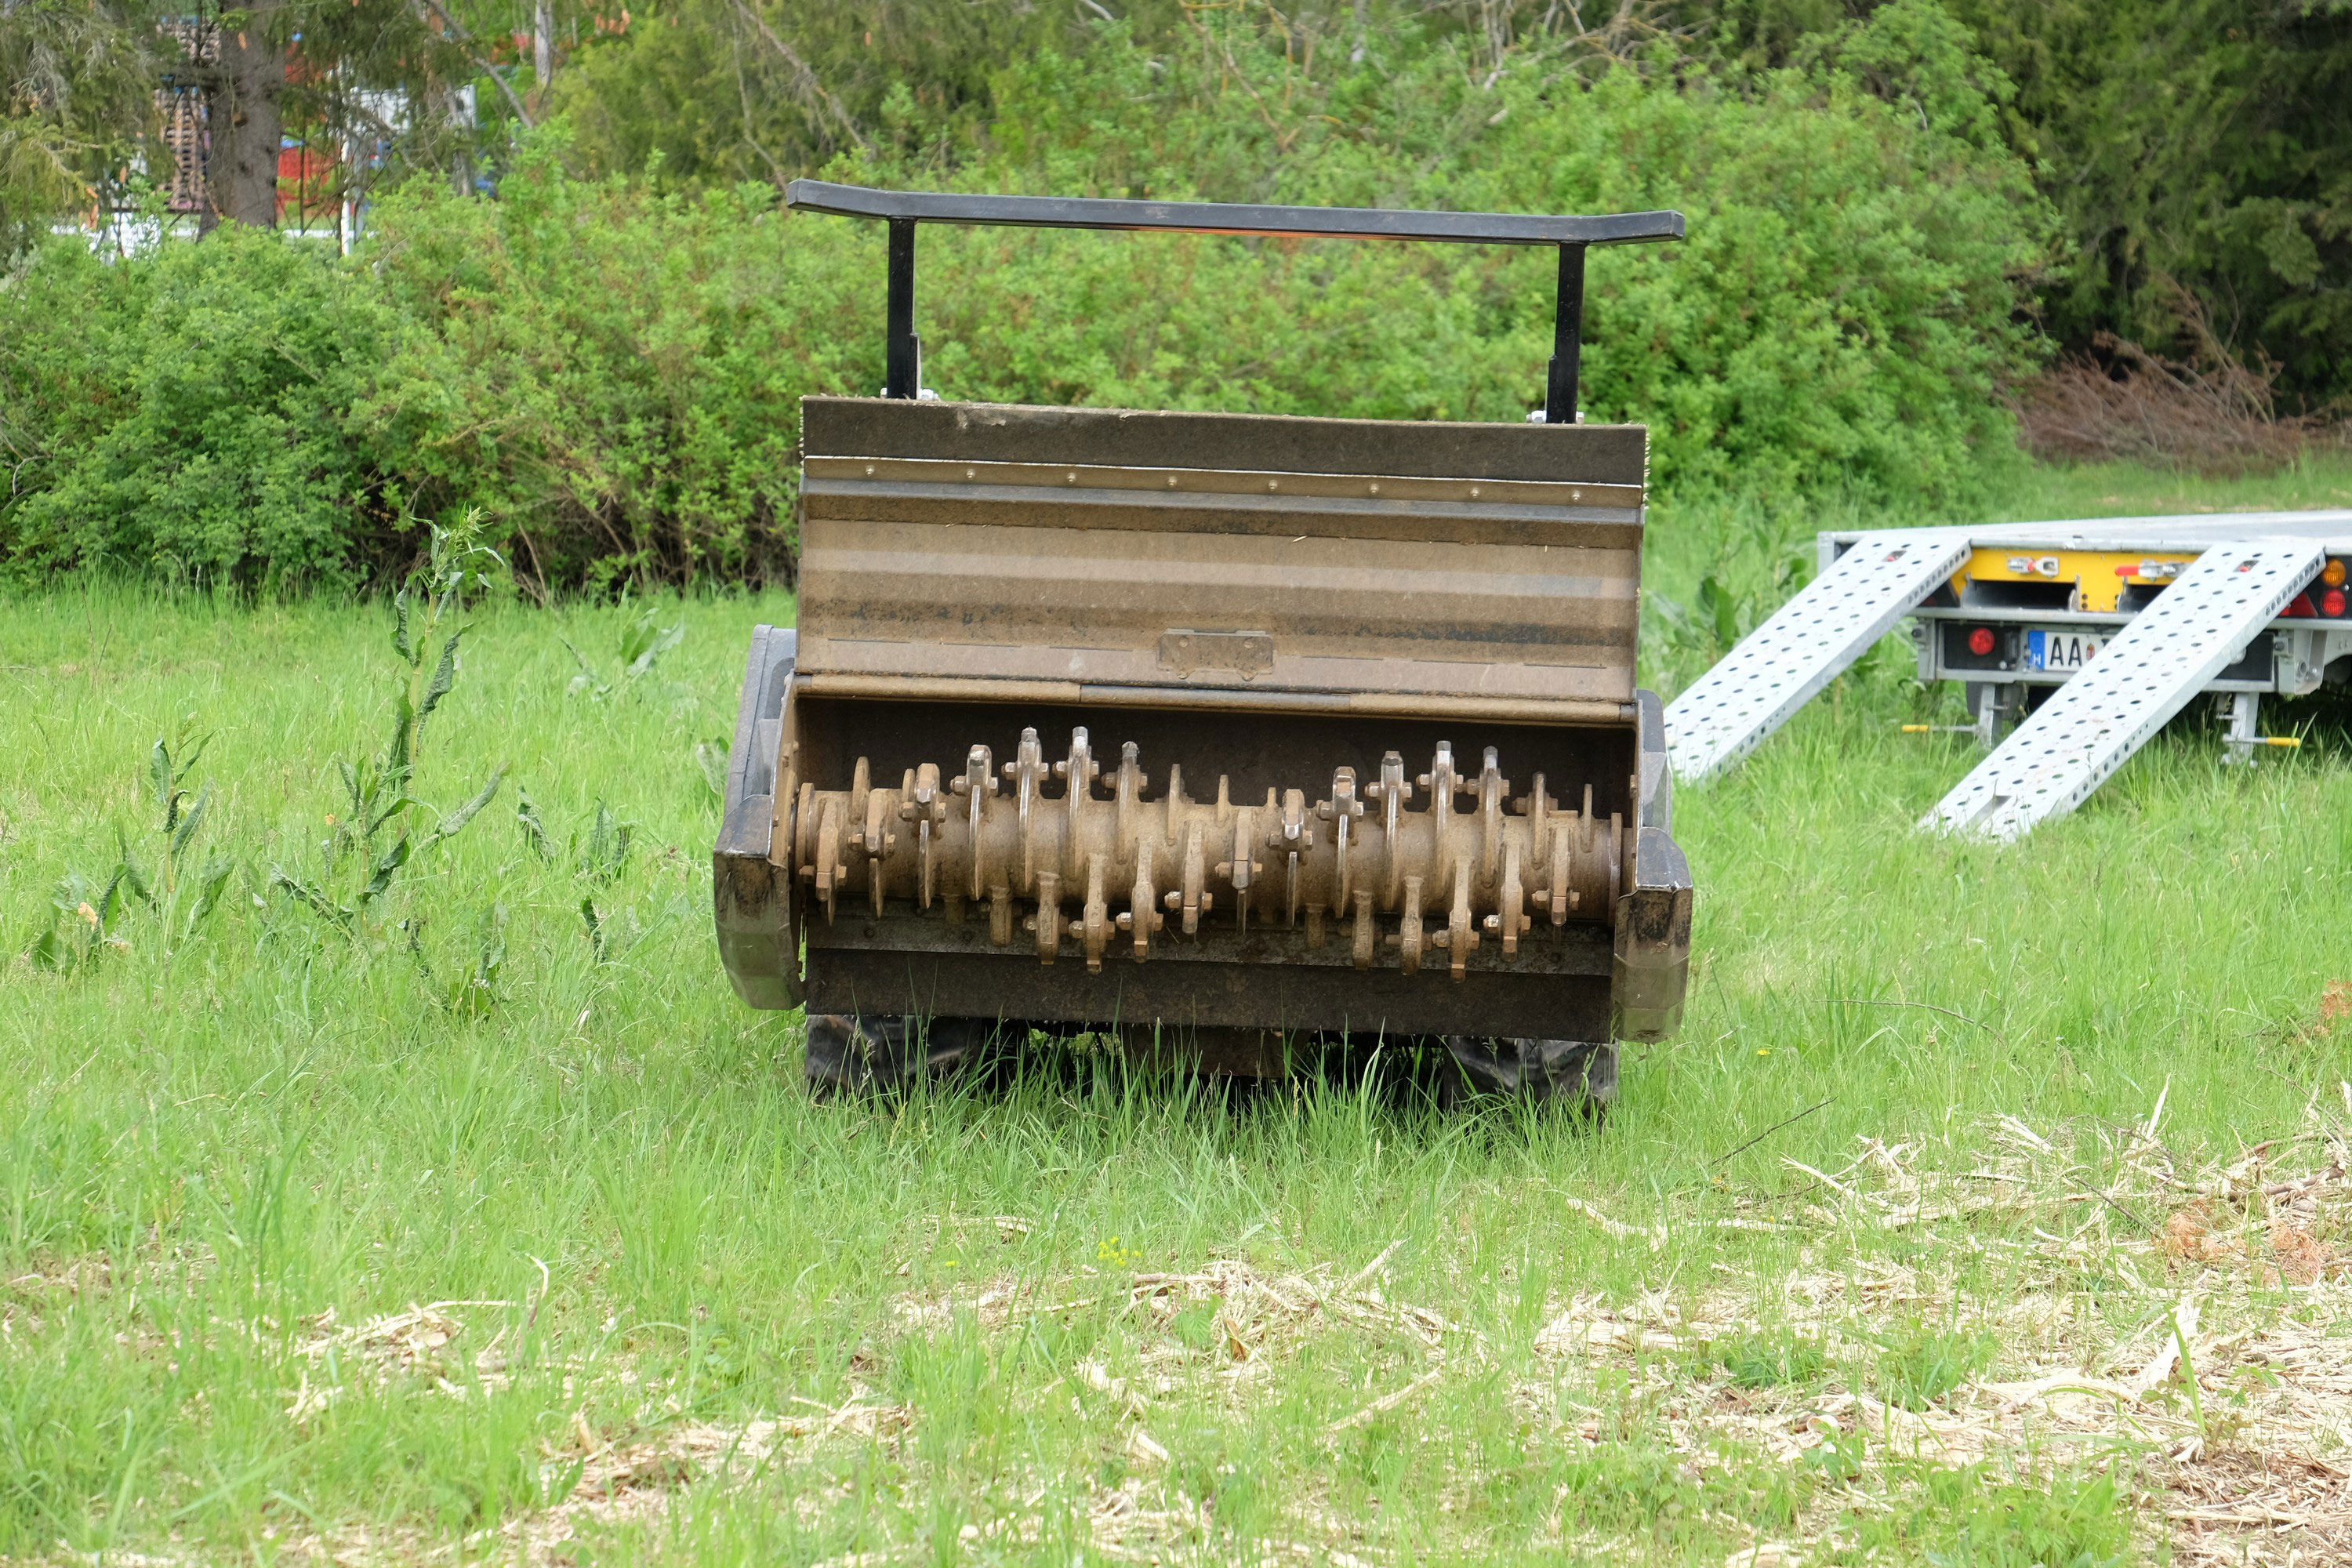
275 142 339 228
156 27 344 230
274 38 340 230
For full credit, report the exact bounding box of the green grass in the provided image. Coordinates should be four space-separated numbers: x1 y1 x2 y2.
4 461 2350 1564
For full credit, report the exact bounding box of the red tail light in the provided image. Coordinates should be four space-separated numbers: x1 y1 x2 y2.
1966 626 1995 656
2284 593 2318 619
2325 587 2348 619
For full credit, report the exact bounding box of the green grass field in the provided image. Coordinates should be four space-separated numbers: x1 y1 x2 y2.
5 459 2352 1566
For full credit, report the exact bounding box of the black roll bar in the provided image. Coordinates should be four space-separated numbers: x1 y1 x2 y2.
783 179 1685 424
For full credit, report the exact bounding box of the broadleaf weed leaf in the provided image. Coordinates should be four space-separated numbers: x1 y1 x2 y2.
428 768 506 848
186 857 236 935
515 789 554 860
579 802 633 889
170 782 210 862
368 792 412 837
622 613 684 679
365 833 412 901
385 691 416 797
269 868 354 932
99 865 132 925
109 837 149 907
392 588 415 666
417 630 464 729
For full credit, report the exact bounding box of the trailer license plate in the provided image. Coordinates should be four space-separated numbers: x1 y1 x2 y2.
2027 628 2101 672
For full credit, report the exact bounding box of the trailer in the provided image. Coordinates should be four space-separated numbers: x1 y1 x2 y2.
1664 510 2352 839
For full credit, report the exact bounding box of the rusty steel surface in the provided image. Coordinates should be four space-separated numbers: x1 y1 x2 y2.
787 727 1628 980
800 397 1650 479
797 399 1647 713
714 390 1694 1073
803 946 1615 1044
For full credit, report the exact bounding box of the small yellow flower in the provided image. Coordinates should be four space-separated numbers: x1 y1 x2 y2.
1755 1048 1770 1057
77 902 98 927
325 814 337 826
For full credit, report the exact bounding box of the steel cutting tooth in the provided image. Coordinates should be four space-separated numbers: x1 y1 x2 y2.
793 741 1624 949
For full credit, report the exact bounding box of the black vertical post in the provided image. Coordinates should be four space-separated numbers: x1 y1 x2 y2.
1544 242 1585 424
884 217 919 398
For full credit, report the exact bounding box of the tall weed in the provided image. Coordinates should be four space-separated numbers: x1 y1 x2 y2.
25 724 235 970
267 515 507 939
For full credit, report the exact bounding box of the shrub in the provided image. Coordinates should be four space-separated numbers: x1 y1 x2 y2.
0 2 2057 592
357 140 844 592
920 0 2055 501
0 225 394 591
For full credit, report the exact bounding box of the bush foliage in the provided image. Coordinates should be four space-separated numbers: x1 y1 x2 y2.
356 154 832 592
1703 0 2352 410
0 226 395 590
0 0 2055 593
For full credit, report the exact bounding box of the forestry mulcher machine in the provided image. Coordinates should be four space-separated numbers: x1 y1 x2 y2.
713 183 1693 1102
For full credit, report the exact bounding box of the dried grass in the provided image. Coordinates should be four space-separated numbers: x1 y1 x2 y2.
895 1248 1472 1374
265 1392 911 1567
1036 1103 2352 1565
2016 325 2343 474
287 1300 521 1419
2316 980 2352 1040
1510 1107 2352 1563
3 1236 212 1338
2165 1447 2352 1564
883 1248 1480 1560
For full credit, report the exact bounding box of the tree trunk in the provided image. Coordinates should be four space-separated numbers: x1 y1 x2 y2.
207 8 285 230
534 0 554 91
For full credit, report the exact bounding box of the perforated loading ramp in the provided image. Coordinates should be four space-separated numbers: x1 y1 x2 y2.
1664 532 1971 783
1923 539 2323 841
